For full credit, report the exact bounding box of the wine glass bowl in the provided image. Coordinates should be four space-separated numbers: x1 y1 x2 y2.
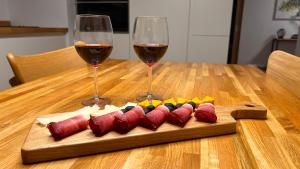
75 43 112 65
133 43 168 67
74 14 113 106
133 16 169 103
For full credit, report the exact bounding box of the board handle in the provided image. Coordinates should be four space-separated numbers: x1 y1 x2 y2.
230 102 267 119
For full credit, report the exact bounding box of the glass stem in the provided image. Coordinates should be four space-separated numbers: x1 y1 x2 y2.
147 66 153 105
93 65 100 102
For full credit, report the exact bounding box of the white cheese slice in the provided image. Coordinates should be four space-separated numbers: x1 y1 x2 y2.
90 102 137 116
36 102 137 126
37 105 99 126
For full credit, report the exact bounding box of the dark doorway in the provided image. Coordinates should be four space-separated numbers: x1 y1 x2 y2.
228 0 244 64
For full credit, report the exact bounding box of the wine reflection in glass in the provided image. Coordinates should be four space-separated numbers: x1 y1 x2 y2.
133 16 169 104
74 14 113 106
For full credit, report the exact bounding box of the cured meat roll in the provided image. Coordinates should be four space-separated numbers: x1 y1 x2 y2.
195 103 217 123
47 115 89 140
140 105 170 130
89 110 123 136
156 105 170 114
114 106 145 134
167 104 193 127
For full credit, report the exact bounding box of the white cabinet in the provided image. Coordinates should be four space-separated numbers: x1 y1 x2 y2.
110 34 130 59
129 0 190 61
188 36 229 63
189 0 233 36
188 0 233 63
129 0 233 63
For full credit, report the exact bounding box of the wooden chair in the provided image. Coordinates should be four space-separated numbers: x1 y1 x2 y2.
266 50 300 97
6 46 87 86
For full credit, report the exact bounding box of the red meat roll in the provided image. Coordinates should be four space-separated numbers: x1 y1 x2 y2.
167 104 193 127
140 105 170 130
89 110 123 136
114 106 145 134
156 105 170 114
195 103 217 123
47 115 89 140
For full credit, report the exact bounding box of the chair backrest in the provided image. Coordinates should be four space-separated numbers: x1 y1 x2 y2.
266 50 300 97
6 46 87 83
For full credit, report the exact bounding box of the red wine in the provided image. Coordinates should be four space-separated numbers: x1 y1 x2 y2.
133 44 168 67
75 44 113 66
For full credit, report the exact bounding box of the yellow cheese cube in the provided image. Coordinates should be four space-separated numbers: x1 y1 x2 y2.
176 98 188 104
138 99 162 107
138 100 149 108
191 97 201 105
200 96 214 104
152 100 162 107
163 98 176 106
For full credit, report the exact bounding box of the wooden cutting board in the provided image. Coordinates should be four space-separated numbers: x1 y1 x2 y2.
21 102 267 164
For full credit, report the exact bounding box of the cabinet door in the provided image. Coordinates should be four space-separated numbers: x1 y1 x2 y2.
110 34 130 59
130 0 190 61
188 36 229 63
190 0 233 36
188 0 233 63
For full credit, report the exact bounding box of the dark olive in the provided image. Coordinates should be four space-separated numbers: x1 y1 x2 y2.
175 103 183 109
164 103 175 112
188 101 196 109
121 109 128 113
146 105 155 111
143 108 152 114
125 106 135 111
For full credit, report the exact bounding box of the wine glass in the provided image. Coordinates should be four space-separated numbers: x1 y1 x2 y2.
133 16 169 104
74 14 113 106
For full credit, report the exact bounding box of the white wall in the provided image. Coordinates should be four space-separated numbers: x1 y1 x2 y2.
0 0 10 20
238 0 299 67
8 0 68 27
5 0 74 45
66 0 76 45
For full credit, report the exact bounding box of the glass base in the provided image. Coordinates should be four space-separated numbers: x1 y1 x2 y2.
81 96 111 107
136 93 163 102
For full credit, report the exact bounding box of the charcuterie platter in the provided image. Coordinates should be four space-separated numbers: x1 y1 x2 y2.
21 97 267 164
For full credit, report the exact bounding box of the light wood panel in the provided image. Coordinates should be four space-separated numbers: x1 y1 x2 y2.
0 60 300 168
6 46 87 83
21 103 266 164
0 20 11 27
267 50 300 98
0 27 68 35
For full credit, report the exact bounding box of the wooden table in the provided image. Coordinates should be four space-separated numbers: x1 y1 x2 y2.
1 60 300 169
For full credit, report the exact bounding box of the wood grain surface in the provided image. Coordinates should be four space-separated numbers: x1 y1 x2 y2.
21 103 266 164
0 60 300 169
0 27 68 35
267 50 300 98
7 46 87 83
0 20 11 27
